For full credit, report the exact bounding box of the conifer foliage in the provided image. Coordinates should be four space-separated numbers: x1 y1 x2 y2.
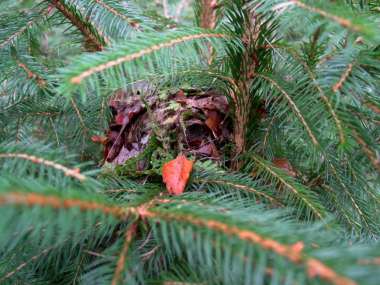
0 0 379 284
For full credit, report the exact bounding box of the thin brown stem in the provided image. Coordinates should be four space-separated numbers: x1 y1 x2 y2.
52 0 105 51
0 153 86 181
111 223 138 285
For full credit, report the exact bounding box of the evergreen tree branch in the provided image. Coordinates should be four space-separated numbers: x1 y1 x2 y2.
68 32 225 85
0 245 55 283
111 222 138 285
16 60 47 88
0 5 50 51
93 0 140 28
146 207 355 285
250 155 326 219
194 178 281 205
0 153 87 181
0 21 34 50
326 161 373 232
257 74 320 146
51 0 106 51
0 192 128 218
353 131 380 173
193 161 282 205
285 48 346 144
70 98 90 136
288 1 363 33
332 63 354 93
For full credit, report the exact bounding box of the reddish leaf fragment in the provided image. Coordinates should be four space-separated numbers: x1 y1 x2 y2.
91 135 108 145
205 110 222 137
273 158 297 177
115 113 126 125
176 89 186 99
162 155 194 195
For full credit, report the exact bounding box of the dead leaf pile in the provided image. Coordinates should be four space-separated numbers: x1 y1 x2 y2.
95 84 232 169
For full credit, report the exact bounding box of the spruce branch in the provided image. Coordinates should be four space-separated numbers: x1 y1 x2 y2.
250 155 326 219
195 178 281 205
0 21 34 50
0 245 55 283
51 0 107 51
353 131 380 174
332 63 354 93
16 60 47 88
0 5 50 51
257 74 320 146
285 48 346 144
93 0 140 28
0 192 127 218
326 161 374 232
0 153 87 181
111 222 138 285
0 0 379 283
68 32 225 85
146 206 355 285
287 1 363 33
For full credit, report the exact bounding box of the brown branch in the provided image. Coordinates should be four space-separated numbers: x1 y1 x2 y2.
0 246 54 283
232 11 261 169
16 60 47 87
332 63 353 93
70 98 90 135
0 153 86 181
358 257 380 265
70 33 225 84
52 0 105 51
111 223 138 285
365 102 380 115
0 192 131 218
353 131 380 174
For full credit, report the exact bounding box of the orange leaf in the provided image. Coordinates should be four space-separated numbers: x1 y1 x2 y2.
162 155 194 195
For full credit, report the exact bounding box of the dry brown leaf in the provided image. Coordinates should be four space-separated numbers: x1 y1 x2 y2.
162 155 194 195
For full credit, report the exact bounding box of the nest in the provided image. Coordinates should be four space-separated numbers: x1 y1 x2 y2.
99 84 232 172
